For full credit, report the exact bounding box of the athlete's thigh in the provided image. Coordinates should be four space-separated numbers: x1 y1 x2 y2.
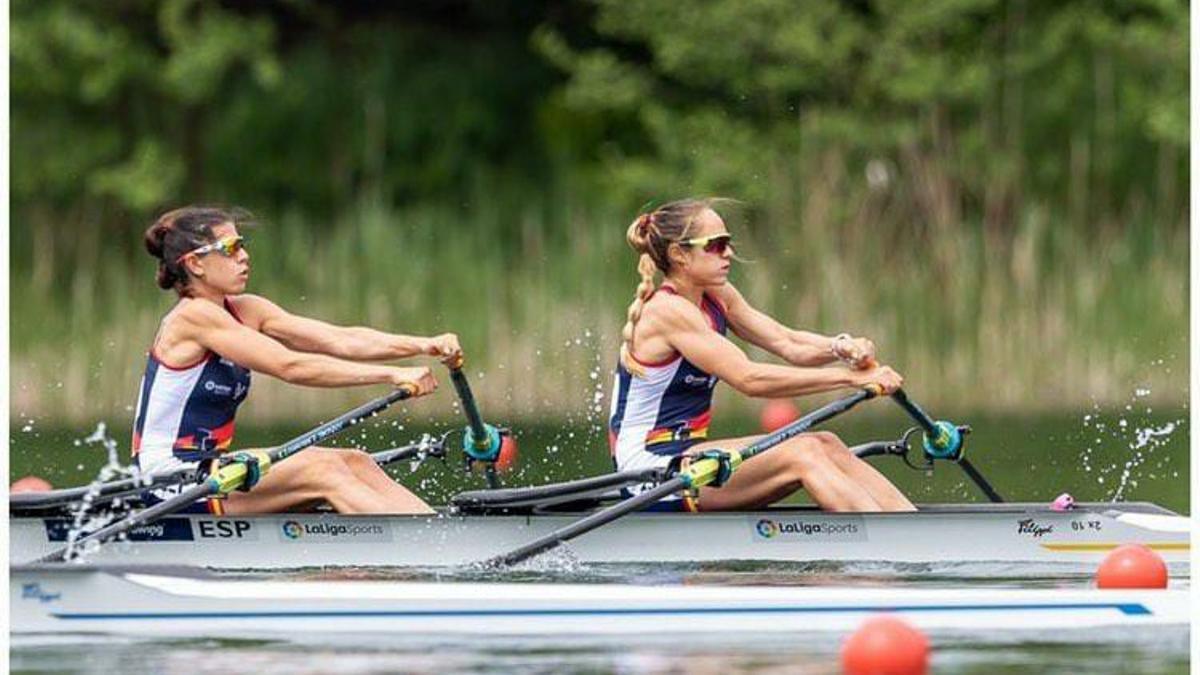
220 448 333 514
692 433 826 510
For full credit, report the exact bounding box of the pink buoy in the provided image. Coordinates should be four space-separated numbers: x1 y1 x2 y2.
1051 493 1075 512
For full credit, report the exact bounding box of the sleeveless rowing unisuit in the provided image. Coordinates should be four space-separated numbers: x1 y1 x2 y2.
608 286 727 507
131 298 251 514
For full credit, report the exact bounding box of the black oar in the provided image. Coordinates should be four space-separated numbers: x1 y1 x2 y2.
890 389 1003 502
10 468 202 515
483 387 882 568
447 357 505 488
14 434 448 518
36 386 418 563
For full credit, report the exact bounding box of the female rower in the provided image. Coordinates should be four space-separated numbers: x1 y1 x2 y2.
609 198 916 512
136 205 456 515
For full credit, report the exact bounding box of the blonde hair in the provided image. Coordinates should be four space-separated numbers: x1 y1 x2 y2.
620 198 718 375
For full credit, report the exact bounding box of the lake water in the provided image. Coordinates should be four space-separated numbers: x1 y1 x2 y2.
8 404 1190 673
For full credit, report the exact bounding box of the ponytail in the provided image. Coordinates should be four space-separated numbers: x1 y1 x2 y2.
618 198 723 376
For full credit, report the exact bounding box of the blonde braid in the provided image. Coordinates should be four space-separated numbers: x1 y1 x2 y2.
620 215 661 376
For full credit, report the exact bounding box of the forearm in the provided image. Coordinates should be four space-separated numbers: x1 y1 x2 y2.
280 353 398 387
328 327 428 361
732 362 861 398
778 330 840 367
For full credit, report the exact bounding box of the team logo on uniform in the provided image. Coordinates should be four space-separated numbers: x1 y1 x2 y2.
755 519 780 538
281 521 303 539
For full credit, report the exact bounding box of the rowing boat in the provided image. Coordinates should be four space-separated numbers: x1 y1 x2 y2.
11 563 1189 637
11 384 1188 574
10 501 1189 569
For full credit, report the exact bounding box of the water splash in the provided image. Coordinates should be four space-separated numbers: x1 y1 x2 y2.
1078 387 1184 502
63 423 144 561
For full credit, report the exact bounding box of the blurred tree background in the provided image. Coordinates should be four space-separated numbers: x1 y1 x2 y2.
10 0 1188 424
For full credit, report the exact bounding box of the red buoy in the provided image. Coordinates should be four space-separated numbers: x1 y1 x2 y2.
1095 543 1168 589
841 615 930 675
11 476 53 493
495 435 519 473
760 400 800 433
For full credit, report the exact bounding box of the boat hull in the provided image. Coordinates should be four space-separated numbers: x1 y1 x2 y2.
10 564 1189 637
10 502 1189 570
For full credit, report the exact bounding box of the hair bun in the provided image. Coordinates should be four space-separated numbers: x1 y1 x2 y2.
143 221 169 259
626 213 654 252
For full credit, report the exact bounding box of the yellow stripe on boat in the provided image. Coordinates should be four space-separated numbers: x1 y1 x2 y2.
1041 542 1190 552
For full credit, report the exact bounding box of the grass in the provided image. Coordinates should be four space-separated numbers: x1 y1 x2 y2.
9 176 1188 426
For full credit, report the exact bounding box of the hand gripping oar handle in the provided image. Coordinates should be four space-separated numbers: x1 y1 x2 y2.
447 356 504 489
483 386 881 568
36 386 418 563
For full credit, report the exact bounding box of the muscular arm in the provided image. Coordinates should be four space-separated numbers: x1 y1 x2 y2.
177 300 405 388
712 284 840 367
234 295 431 361
655 295 864 398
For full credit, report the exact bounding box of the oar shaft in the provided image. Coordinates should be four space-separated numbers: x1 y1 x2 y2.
10 467 200 513
39 387 416 563
449 365 488 441
35 481 215 563
889 389 937 435
485 479 684 567
272 386 415 463
741 388 878 461
957 458 1005 503
489 388 879 567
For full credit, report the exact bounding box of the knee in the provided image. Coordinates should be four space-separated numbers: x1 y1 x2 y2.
303 448 357 487
783 440 832 478
810 432 853 463
337 447 376 470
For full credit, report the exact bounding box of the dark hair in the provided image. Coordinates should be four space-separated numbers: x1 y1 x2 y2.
144 206 253 295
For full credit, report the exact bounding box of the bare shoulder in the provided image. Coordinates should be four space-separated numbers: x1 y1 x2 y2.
708 282 745 310
174 298 240 330
645 292 711 332
226 293 283 327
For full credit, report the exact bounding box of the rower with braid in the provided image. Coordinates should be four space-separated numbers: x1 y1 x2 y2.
608 198 916 512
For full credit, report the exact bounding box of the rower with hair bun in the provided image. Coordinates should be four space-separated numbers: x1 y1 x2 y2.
608 198 916 512
135 205 460 515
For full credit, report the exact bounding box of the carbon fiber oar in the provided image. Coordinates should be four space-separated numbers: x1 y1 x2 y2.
36 386 417 563
483 387 881 568
448 357 505 489
890 389 1003 502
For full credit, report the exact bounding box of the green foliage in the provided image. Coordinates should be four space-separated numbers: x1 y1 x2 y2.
536 0 1188 228
10 1 1189 422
